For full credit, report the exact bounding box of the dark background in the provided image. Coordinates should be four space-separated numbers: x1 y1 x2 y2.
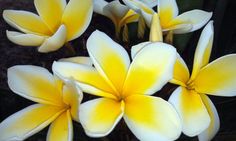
1 0 236 140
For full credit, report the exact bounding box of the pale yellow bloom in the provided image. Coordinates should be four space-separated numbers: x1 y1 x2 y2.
93 0 139 37
130 21 236 140
0 65 85 141
53 30 182 140
3 0 93 53
123 0 212 34
169 21 236 140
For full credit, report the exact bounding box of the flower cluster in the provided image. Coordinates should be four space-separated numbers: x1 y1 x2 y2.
1 0 236 141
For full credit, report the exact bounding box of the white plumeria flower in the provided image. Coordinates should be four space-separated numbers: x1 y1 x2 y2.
123 0 212 34
93 0 139 37
53 30 182 141
131 21 236 140
0 65 86 141
3 0 93 53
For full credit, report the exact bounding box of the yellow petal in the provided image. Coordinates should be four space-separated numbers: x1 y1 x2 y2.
149 13 163 42
34 0 66 32
123 42 176 96
168 87 210 136
3 10 51 35
6 30 45 46
124 95 181 141
38 24 67 53
158 0 179 28
8 65 63 106
93 0 108 15
62 81 83 122
131 41 151 59
47 110 73 141
194 54 236 97
170 54 190 86
198 94 220 141
0 104 64 141
62 0 93 41
52 61 116 99
59 57 93 66
79 98 123 137
87 30 130 94
190 21 214 81
168 10 212 32
120 9 139 28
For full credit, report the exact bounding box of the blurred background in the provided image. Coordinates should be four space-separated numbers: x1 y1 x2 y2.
1 0 236 140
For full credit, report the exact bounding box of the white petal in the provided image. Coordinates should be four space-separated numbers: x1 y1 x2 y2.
8 65 63 106
169 87 210 136
79 98 123 137
59 57 93 66
93 0 108 15
198 95 220 141
123 42 177 96
171 10 212 32
6 30 45 46
190 21 214 81
87 30 130 94
124 95 181 141
131 41 151 59
38 25 67 53
0 104 64 141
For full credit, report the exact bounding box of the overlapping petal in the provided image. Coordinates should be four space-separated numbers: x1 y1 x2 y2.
8 65 63 106
167 10 212 33
194 54 236 97
47 110 73 141
198 94 220 141
59 57 93 66
93 0 108 15
52 62 116 99
3 10 51 35
38 25 67 53
131 41 151 59
123 42 176 96
62 0 93 41
124 95 181 141
87 30 130 94
158 0 179 27
79 98 123 137
62 81 83 122
0 104 64 141
34 0 66 32
6 30 45 46
169 87 210 136
190 21 214 81
170 54 190 86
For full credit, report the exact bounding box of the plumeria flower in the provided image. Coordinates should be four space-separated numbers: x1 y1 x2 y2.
0 65 83 141
123 0 212 34
3 0 93 53
168 21 236 140
93 0 139 38
52 30 182 141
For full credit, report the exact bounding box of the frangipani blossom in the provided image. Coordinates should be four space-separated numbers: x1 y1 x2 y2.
168 21 236 140
53 30 182 141
0 65 83 141
93 0 139 38
3 0 93 53
123 0 212 34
